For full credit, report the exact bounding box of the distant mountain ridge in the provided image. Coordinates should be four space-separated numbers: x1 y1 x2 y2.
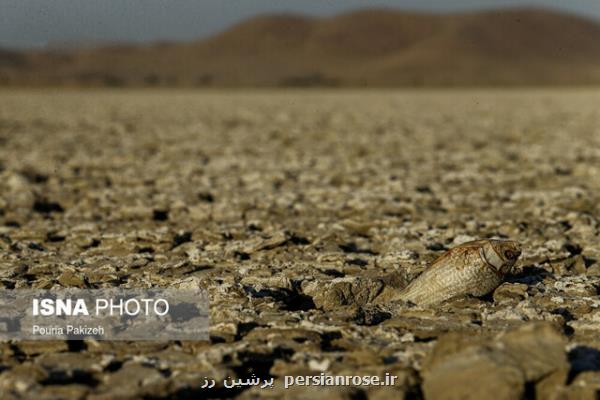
2 7 600 87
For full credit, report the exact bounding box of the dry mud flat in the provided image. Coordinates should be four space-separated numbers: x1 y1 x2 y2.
0 89 600 399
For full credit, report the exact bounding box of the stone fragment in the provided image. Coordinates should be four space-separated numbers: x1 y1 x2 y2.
493 282 528 304
90 363 167 399
424 345 524 400
243 231 289 253
498 323 568 381
423 323 568 400
14 341 70 356
302 277 384 311
57 270 87 288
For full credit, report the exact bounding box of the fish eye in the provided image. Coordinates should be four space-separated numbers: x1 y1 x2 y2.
504 250 517 260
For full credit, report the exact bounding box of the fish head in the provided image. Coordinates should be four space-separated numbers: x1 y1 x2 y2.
480 239 522 275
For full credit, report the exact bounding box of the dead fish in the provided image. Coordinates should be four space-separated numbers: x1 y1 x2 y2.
397 239 521 306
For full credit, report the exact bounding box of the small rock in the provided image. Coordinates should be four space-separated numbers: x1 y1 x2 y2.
92 363 167 398
585 263 600 277
243 231 289 253
422 323 568 400
57 271 87 288
493 283 528 304
499 323 568 381
302 278 384 311
423 345 524 400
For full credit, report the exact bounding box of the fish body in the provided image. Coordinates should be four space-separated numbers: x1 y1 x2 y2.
397 239 521 306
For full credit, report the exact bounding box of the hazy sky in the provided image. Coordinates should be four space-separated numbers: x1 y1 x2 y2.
1 0 600 49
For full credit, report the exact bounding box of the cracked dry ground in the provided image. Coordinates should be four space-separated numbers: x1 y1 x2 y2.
1 89 600 399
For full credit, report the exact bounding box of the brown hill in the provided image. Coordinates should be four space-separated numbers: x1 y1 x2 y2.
2 7 600 87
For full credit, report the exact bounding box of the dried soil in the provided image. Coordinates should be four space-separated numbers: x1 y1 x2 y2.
1 89 600 399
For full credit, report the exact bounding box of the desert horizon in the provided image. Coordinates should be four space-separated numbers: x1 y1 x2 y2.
2 6 600 88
